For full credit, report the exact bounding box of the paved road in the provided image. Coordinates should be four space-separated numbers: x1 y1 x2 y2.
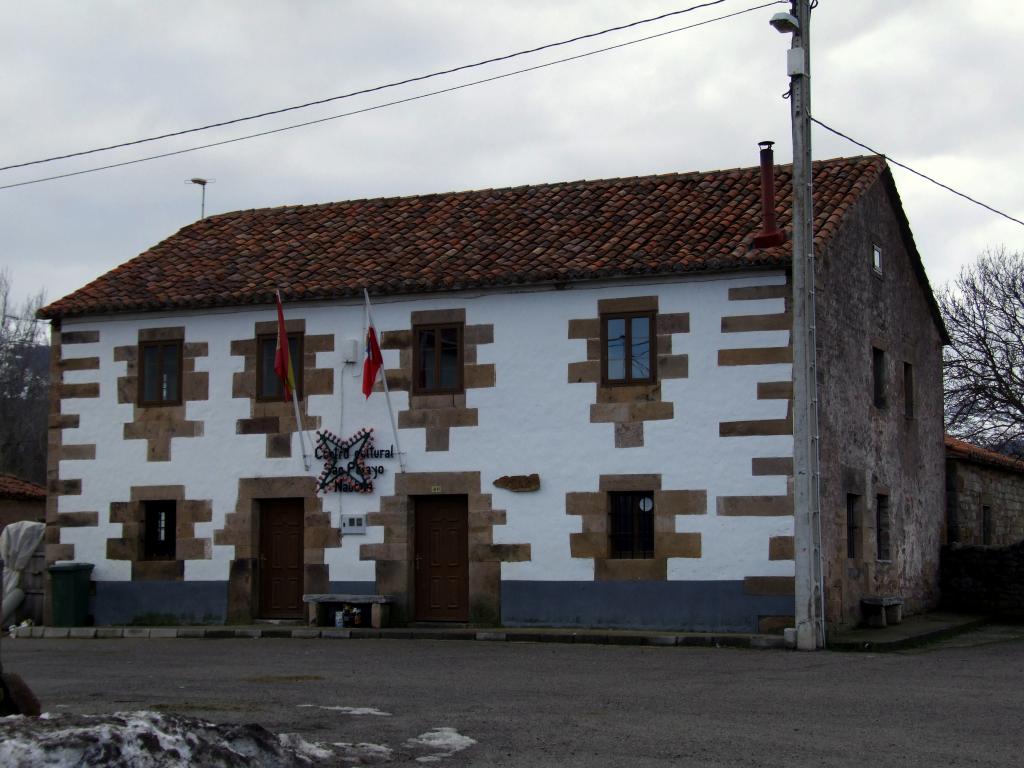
4 627 1024 766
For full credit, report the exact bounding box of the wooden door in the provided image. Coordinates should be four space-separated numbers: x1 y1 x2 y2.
259 498 304 619
414 495 468 622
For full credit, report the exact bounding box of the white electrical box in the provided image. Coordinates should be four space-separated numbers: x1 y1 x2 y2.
787 48 806 77
342 338 360 364
341 514 367 535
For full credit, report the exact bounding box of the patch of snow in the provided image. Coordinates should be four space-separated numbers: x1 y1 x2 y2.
278 732 336 760
297 704 392 716
406 727 476 763
332 741 395 763
0 710 329 767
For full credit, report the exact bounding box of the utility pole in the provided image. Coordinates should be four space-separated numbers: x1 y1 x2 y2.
772 0 824 649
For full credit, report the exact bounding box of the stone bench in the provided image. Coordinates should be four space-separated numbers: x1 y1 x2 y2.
302 594 394 629
861 595 903 628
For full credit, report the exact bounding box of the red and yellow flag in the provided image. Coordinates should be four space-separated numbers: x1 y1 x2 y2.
274 290 296 400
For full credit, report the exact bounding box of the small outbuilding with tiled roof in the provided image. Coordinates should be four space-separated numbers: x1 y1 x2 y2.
0 474 46 536
945 435 1024 546
37 149 947 639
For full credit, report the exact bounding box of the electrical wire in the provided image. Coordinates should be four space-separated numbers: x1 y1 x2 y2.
0 1 785 192
0 0 734 173
812 117 1024 228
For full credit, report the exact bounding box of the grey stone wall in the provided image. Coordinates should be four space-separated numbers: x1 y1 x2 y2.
815 172 946 629
947 459 1024 546
941 542 1024 618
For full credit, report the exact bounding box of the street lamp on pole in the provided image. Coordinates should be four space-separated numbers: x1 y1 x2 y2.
185 177 215 219
771 0 825 650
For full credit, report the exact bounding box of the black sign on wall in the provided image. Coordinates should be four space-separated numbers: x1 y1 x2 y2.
315 428 395 494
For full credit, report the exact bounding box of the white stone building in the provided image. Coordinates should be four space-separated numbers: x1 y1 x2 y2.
38 152 947 634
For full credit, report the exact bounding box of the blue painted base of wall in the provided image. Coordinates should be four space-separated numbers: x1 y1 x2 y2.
94 581 228 626
328 581 376 594
501 580 793 633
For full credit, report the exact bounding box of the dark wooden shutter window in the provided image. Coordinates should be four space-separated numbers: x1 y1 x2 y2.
138 340 182 406
143 500 176 561
413 323 463 394
256 333 303 401
609 491 655 559
602 312 656 385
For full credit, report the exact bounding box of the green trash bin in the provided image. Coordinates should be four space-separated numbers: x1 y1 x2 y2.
49 563 94 627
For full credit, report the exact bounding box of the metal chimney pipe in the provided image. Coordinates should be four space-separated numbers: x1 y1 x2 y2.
752 140 785 248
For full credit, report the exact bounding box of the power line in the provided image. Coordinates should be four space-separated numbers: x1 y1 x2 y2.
0 1 785 192
0 0 734 173
812 117 1024 228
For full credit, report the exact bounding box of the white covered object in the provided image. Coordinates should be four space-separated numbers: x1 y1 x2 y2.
1 521 45 625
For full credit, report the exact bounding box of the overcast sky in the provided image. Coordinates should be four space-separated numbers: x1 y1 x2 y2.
2 1 1021 312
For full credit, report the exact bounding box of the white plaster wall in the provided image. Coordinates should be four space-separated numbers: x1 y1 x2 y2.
56 270 793 584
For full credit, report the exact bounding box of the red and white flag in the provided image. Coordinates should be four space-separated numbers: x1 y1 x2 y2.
362 319 383 399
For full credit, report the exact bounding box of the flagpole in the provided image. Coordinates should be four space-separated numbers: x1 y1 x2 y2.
364 289 406 473
277 289 311 471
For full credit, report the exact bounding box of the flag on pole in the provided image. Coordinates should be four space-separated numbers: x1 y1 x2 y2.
274 290 297 400
362 324 383 398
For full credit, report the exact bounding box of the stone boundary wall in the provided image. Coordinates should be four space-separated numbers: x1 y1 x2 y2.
941 542 1024 618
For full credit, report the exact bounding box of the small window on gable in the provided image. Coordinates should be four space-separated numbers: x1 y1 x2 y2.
609 491 655 559
143 500 176 561
872 347 886 409
876 494 891 561
602 312 656 385
413 323 463 394
139 340 182 406
903 362 914 419
846 494 860 559
872 244 882 275
257 333 303 401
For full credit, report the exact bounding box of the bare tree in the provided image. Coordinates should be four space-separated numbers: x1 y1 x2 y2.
0 269 48 483
939 248 1024 456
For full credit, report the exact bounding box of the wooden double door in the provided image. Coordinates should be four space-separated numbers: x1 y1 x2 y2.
259 498 304 619
414 495 468 622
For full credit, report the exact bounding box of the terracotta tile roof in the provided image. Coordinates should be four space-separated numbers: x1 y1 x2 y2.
0 474 46 500
40 155 888 319
945 435 1024 474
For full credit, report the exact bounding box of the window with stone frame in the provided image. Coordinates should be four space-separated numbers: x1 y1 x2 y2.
142 500 176 561
872 346 886 409
138 340 183 406
846 493 861 559
609 491 655 559
876 494 891 561
601 311 656 385
413 322 464 394
256 333 303 401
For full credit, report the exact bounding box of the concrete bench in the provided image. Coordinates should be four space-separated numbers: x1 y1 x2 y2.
302 594 394 629
861 596 903 628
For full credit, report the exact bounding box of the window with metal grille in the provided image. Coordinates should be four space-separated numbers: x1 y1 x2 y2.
256 333 303 400
143 500 176 561
876 494 891 561
138 340 182 406
903 362 914 418
872 347 886 409
413 323 463 394
846 493 860 559
609 491 655 559
601 312 656 385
